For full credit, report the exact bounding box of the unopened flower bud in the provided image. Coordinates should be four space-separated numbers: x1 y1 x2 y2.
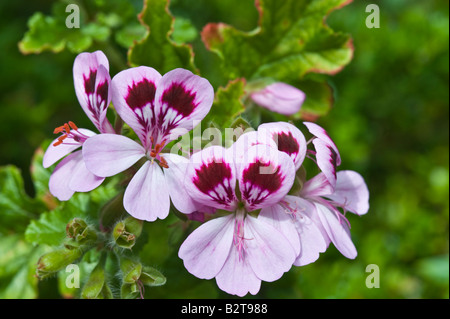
113 217 143 249
81 260 113 299
65 218 98 248
36 248 83 279
250 82 305 115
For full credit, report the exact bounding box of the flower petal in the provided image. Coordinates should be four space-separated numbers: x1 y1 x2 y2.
237 144 295 211
185 146 237 211
312 138 338 189
68 151 105 192
154 68 214 141
315 202 357 259
245 215 296 282
259 204 301 257
304 121 341 166
161 153 198 214
123 161 170 221
43 128 96 168
179 215 235 279
215 241 262 297
111 66 162 149
326 170 370 215
48 151 81 201
228 130 277 165
82 134 145 177
73 51 113 133
251 82 305 115
300 172 334 198
258 122 307 170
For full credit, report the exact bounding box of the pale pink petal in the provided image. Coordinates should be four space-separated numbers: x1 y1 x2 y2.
245 215 296 282
73 51 113 132
48 151 81 201
258 122 307 170
215 242 261 297
123 161 170 221
185 146 237 211
312 138 338 189
68 151 105 192
93 64 114 133
227 130 277 165
300 172 334 198
258 204 301 257
82 134 145 177
43 128 96 168
281 196 328 266
161 153 198 214
154 68 214 141
315 202 357 259
237 144 295 211
251 82 305 115
178 215 235 279
326 170 369 215
111 66 162 149
304 121 341 166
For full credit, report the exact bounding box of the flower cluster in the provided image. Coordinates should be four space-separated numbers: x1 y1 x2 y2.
43 51 369 297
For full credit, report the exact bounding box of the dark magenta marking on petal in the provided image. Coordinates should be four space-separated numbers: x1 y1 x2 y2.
276 132 299 156
126 79 157 110
242 159 284 207
96 81 109 110
161 82 197 117
193 161 235 206
84 69 97 94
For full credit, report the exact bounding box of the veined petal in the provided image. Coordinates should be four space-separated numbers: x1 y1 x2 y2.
312 138 338 189
237 144 295 211
186 146 237 211
161 153 198 214
215 240 261 297
245 215 296 282
43 128 96 168
82 134 145 177
48 151 81 201
326 170 370 215
111 66 162 150
259 204 301 257
228 130 277 165
280 196 328 266
123 161 170 221
300 172 334 198
179 215 235 280
304 121 341 166
73 51 113 133
154 68 214 141
258 122 307 170
68 151 105 192
315 202 357 259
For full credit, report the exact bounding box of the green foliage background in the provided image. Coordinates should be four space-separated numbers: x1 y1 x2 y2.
0 0 448 298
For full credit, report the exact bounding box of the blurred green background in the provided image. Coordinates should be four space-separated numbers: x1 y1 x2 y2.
0 0 448 298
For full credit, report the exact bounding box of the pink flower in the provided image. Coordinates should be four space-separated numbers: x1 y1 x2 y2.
250 82 306 115
43 51 114 201
82 67 214 221
178 144 297 297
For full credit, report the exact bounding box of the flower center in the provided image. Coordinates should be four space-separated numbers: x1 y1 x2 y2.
148 136 169 169
52 121 89 147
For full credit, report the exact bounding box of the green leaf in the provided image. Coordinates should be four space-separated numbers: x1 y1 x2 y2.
203 78 246 129
128 0 197 73
0 165 42 234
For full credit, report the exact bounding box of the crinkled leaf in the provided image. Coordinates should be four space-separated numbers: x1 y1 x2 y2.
128 0 197 73
203 78 246 129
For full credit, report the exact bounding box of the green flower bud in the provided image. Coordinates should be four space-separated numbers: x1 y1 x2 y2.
140 266 166 287
120 257 142 284
36 248 83 279
81 259 113 299
65 218 98 248
113 217 143 249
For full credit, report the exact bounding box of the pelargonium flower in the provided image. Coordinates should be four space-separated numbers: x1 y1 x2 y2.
255 121 369 262
82 67 214 221
43 50 114 200
250 82 306 115
178 144 298 297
